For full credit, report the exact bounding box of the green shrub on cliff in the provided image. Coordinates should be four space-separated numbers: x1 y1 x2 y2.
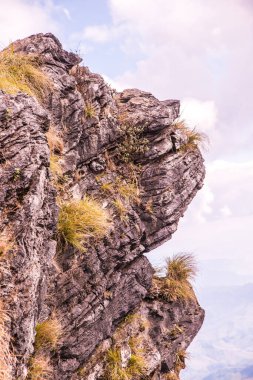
58 197 111 251
0 48 51 100
117 123 149 163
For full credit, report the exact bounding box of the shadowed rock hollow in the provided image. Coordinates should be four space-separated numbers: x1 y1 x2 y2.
0 33 205 380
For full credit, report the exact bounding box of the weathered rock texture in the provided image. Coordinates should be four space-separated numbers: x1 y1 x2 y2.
0 33 205 379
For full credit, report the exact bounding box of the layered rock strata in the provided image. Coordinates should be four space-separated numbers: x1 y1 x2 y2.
0 33 205 379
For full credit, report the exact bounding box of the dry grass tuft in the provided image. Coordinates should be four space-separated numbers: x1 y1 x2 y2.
84 102 96 118
28 355 53 380
101 182 114 193
46 125 65 188
99 175 140 221
165 372 179 380
0 301 12 380
0 231 13 258
175 349 188 373
49 154 63 179
161 278 195 302
35 318 62 350
0 49 51 100
112 199 128 221
117 182 140 203
186 129 207 150
169 324 184 338
104 347 145 380
46 127 64 155
152 253 197 302
173 120 208 152
127 354 145 377
58 197 111 251
166 253 197 282
105 348 126 380
100 177 139 203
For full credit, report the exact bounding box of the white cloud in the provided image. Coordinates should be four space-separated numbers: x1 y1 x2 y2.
180 99 218 133
72 23 129 47
0 0 60 48
80 25 119 43
62 7 71 20
183 159 253 224
101 73 124 92
106 0 253 159
207 160 253 218
220 205 232 218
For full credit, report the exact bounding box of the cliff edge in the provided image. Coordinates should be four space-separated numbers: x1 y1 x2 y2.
0 33 205 380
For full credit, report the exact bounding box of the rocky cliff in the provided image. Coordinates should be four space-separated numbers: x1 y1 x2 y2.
0 33 205 380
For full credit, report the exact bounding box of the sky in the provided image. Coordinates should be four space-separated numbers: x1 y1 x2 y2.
0 0 253 378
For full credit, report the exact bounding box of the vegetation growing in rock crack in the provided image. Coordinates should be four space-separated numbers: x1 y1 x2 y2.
169 324 184 339
28 355 53 380
112 198 128 221
84 101 96 118
35 318 62 350
0 301 12 380
46 126 64 155
49 154 63 181
58 197 111 251
152 253 197 302
175 349 188 373
0 231 13 258
0 48 51 100
104 346 146 380
164 372 179 380
98 171 141 220
167 253 197 282
13 167 21 181
46 125 67 193
116 122 149 163
173 120 208 152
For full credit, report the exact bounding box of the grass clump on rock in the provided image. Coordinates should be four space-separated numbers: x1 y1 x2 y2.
28 355 52 380
46 127 64 155
0 231 13 258
173 120 208 152
58 197 111 252
0 301 12 380
0 48 51 100
166 253 197 282
35 318 62 351
153 253 197 302
104 347 145 380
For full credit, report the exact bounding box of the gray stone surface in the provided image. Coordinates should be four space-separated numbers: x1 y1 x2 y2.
0 33 205 379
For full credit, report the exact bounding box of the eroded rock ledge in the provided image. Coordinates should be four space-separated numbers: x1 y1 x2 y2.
0 33 205 379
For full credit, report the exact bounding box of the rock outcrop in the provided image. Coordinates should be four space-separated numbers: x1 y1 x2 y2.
0 33 205 379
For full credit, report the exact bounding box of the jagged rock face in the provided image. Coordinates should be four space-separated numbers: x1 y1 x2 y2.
0 33 205 379
78 295 204 380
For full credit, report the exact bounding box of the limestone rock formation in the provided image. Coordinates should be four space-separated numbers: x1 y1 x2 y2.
0 33 205 379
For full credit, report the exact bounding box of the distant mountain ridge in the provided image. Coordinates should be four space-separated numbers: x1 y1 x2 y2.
203 364 253 380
